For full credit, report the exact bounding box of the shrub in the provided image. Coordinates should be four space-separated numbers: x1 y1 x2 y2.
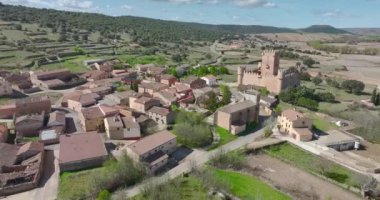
315 92 335 102
210 150 246 170
97 190 111 200
312 77 323 85
297 97 318 111
341 80 365 94
174 123 213 147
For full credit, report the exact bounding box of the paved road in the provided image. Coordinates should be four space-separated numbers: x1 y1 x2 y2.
121 127 266 198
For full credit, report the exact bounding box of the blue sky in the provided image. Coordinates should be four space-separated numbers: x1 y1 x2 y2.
1 0 379 28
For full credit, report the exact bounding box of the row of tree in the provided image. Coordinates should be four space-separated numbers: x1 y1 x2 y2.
279 86 336 111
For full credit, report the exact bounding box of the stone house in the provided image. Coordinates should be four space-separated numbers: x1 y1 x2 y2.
129 96 161 113
153 90 178 107
238 50 300 94
81 70 110 82
0 104 16 119
30 69 72 89
0 142 44 196
201 75 218 87
105 91 141 106
104 115 141 140
47 111 66 134
180 76 206 89
15 112 45 137
138 82 169 96
15 96 51 117
0 78 13 96
215 100 260 135
79 104 119 132
59 133 108 172
63 91 100 112
126 130 176 174
147 106 176 125
277 109 313 141
159 74 177 87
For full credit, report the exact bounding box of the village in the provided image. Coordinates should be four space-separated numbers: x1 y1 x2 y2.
0 48 379 200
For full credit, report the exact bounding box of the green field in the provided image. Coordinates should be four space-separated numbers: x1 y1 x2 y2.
212 168 292 200
132 176 209 200
264 143 368 189
208 127 238 150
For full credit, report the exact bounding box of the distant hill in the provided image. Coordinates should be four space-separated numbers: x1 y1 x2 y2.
0 4 295 43
300 25 350 34
343 28 380 36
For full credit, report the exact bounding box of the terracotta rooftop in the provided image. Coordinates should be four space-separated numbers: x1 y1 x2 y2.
64 91 99 106
15 96 50 105
122 116 140 129
113 90 141 99
174 83 191 93
135 96 159 105
148 106 172 116
160 74 176 80
59 132 108 164
139 82 168 91
128 130 176 156
155 91 177 102
218 100 257 114
81 106 104 119
17 142 44 157
105 115 124 128
181 76 199 84
282 109 305 122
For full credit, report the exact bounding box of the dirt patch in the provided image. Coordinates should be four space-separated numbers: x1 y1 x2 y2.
247 154 360 200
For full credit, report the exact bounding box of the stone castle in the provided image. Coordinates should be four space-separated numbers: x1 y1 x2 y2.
238 50 300 94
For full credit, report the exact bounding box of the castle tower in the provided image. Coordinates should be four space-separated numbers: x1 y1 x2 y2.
237 66 245 85
261 50 280 76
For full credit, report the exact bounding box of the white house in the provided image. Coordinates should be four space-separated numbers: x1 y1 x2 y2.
201 75 218 86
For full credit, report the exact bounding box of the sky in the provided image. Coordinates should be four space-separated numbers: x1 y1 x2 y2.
0 0 379 28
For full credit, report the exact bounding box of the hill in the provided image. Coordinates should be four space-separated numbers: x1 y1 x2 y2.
300 25 349 34
0 4 295 43
343 28 380 36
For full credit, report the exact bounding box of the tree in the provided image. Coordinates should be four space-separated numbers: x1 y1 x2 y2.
297 97 319 111
220 85 231 106
315 92 335 102
341 80 365 94
312 77 322 85
326 78 340 88
82 34 88 41
72 34 79 41
14 24 22 30
171 54 182 62
371 88 377 104
303 57 316 68
205 53 212 59
377 93 380 106
300 72 311 81
205 92 219 112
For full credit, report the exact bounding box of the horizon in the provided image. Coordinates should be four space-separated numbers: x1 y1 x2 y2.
1 0 379 29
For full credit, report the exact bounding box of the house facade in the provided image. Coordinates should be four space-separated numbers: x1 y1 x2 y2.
126 130 176 173
59 133 108 172
277 109 313 141
215 100 260 135
147 106 176 125
104 115 141 140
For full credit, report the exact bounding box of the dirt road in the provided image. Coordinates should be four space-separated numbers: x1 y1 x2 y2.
247 154 361 200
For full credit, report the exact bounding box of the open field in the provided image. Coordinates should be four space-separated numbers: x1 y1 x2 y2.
248 154 361 200
263 143 368 189
212 168 292 200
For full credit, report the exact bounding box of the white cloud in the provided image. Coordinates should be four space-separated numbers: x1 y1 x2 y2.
121 4 133 11
151 0 276 7
313 9 354 18
0 0 96 11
